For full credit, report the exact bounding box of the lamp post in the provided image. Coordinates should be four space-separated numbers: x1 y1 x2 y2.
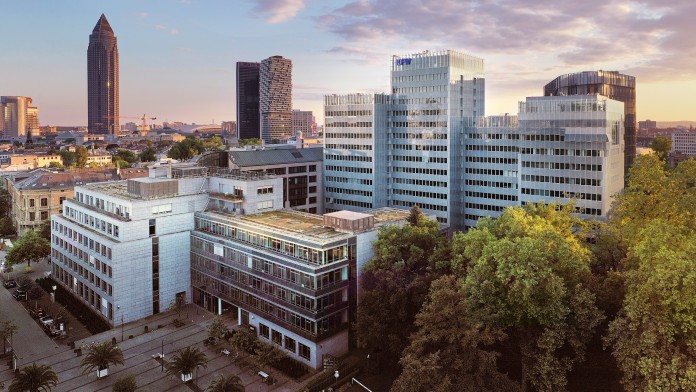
117 306 123 342
334 370 339 384
51 285 57 303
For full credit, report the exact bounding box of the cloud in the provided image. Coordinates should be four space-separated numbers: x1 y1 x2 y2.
251 0 305 24
155 24 179 35
135 12 149 19
316 0 696 82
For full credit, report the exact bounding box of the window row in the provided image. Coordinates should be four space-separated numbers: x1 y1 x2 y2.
522 161 603 171
521 188 602 201
326 187 373 197
391 166 447 176
325 176 372 186
521 175 601 186
325 155 373 162
466 157 518 164
464 191 517 201
391 178 447 187
391 189 447 199
391 199 447 211
63 206 120 238
325 165 372 174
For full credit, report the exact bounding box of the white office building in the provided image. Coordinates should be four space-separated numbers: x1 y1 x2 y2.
672 131 696 156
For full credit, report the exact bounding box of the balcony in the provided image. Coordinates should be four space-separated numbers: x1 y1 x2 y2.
208 192 244 202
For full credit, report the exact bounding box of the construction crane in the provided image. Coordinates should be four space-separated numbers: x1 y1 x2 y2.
104 114 157 134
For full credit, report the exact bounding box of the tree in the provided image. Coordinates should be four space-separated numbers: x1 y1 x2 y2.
204 136 224 150
206 374 245 392
459 204 603 392
17 276 33 291
6 230 50 267
47 161 63 169
406 205 425 226
139 147 157 162
1 320 18 355
38 219 51 241
113 149 138 164
167 137 205 160
28 286 43 309
166 346 208 380
80 341 125 375
169 295 186 322
112 374 137 392
57 150 76 167
0 187 12 217
207 316 227 344
255 342 284 376
393 276 519 392
229 328 259 358
356 215 449 370
0 216 16 237
238 138 262 147
75 146 89 168
649 136 672 161
8 363 58 392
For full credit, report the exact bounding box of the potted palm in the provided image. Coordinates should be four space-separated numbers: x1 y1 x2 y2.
206 374 244 392
80 341 124 379
166 346 208 383
9 362 59 392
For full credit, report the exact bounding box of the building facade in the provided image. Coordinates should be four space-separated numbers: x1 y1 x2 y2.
0 96 38 140
236 62 260 140
672 131 696 156
88 14 119 134
544 71 635 176
292 110 315 138
190 207 408 368
324 94 390 213
260 56 292 143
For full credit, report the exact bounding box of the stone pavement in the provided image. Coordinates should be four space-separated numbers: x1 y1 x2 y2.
1 301 304 392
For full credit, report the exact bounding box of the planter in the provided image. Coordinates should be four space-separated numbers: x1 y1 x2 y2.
181 372 193 382
97 367 108 378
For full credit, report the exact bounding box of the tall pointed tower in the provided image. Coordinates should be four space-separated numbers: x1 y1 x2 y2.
87 14 119 134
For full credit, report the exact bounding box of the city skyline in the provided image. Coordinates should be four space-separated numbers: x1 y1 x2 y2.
1 0 695 126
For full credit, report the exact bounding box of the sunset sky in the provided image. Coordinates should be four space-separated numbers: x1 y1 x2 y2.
1 0 694 126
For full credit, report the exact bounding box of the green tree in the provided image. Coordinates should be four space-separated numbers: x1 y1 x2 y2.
204 136 224 149
169 295 186 322
0 216 16 237
113 149 138 164
17 276 33 291
57 150 76 167
167 137 205 160
6 230 50 267
229 328 259 358
459 204 604 392
47 161 63 169
9 363 58 392
1 320 19 355
357 215 449 370
28 286 43 309
0 188 12 217
406 205 425 226
206 374 244 392
255 342 284 377
80 341 125 375
139 147 157 162
112 374 137 392
649 136 672 161
75 146 89 168
207 316 227 344
392 275 519 392
166 346 208 380
38 219 51 241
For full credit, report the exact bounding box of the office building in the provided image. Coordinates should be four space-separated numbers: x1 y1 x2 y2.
672 131 696 156
236 62 260 140
324 93 390 213
6 168 147 236
88 14 119 134
638 119 657 132
292 110 316 138
260 56 292 143
191 207 409 368
544 71 635 175
1 96 37 140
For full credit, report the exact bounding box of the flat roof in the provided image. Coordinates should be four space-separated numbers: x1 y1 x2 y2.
324 210 372 221
365 207 411 223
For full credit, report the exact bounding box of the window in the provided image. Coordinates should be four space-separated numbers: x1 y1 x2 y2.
309 165 316 172
259 323 270 339
29 212 35 221
40 211 48 220
152 204 172 214
271 329 282 345
284 336 296 353
299 343 311 360
257 186 273 195
149 219 156 237
29 199 35 207
257 200 273 210
308 176 317 183
41 198 48 207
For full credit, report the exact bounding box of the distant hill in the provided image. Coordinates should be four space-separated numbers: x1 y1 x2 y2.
656 121 695 128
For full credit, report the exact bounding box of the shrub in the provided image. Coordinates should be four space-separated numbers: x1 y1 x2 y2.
36 277 109 334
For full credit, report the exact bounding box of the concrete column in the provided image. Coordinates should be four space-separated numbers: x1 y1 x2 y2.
217 298 222 315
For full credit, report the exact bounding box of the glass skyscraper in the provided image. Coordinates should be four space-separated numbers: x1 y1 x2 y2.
236 62 260 139
87 14 119 135
260 55 292 144
544 71 636 175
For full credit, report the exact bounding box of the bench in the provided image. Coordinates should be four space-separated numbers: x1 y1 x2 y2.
221 349 231 356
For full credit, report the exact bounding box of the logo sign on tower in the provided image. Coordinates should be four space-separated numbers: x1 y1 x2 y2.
396 58 412 65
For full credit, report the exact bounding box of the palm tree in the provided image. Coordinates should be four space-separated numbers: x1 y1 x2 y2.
166 346 208 382
80 341 124 378
206 374 244 392
9 362 58 392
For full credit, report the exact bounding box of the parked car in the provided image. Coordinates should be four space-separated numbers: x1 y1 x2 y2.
3 279 17 289
39 316 54 327
29 308 46 319
45 325 61 337
12 289 27 301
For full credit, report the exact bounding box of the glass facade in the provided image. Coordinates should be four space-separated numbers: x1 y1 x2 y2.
236 62 260 139
543 71 636 176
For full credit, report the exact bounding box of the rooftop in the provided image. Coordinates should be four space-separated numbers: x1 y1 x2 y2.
229 147 323 167
241 209 347 240
365 207 411 224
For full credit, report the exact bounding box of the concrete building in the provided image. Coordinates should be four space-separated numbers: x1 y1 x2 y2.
324 93 390 213
1 96 38 140
544 71 635 176
292 110 315 138
190 206 409 368
236 62 261 140
87 14 119 134
639 119 657 132
672 131 696 156
7 168 147 236
0 154 62 170
260 56 293 143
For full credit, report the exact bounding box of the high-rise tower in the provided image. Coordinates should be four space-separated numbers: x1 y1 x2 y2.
259 55 292 143
236 62 260 139
544 71 636 177
87 14 119 134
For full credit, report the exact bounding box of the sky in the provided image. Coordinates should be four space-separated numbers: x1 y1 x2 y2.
1 0 695 127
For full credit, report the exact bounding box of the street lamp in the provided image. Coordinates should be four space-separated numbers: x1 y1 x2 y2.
117 306 123 342
334 370 339 383
51 285 57 303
